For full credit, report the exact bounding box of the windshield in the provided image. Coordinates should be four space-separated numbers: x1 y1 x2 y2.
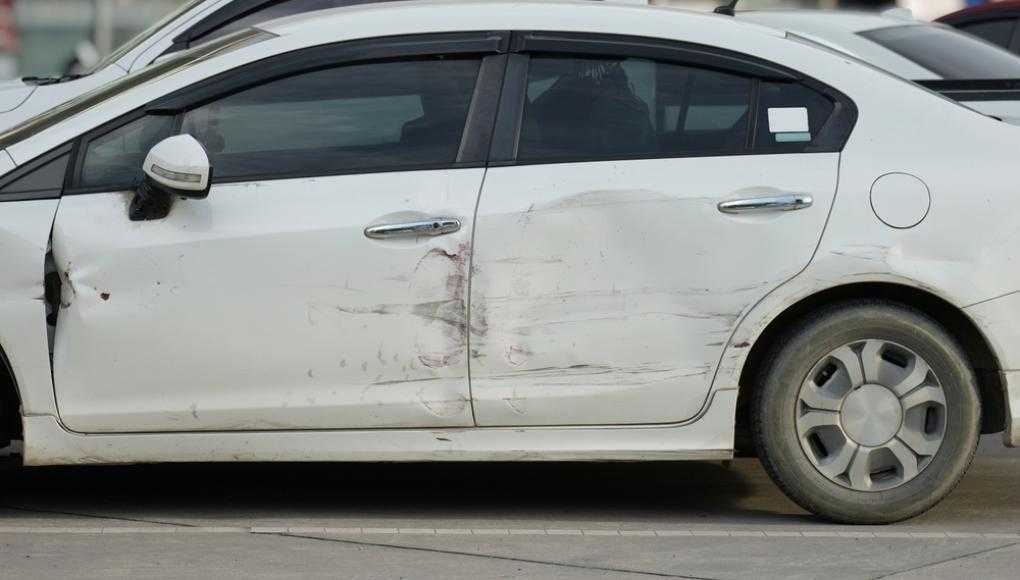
88 0 210 74
860 25 1020 80
0 29 272 150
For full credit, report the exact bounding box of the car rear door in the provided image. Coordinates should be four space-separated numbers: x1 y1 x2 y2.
469 33 855 427
50 33 507 433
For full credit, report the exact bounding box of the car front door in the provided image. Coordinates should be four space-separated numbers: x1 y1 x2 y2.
469 34 855 427
50 34 506 433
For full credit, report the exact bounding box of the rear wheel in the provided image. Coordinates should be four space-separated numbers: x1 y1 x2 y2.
753 300 980 524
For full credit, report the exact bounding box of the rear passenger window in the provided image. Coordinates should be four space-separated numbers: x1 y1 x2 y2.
756 81 835 153
181 57 481 181
518 55 752 161
516 55 840 162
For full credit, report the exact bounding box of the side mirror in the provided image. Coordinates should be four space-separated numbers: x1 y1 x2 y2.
143 134 211 199
131 135 211 221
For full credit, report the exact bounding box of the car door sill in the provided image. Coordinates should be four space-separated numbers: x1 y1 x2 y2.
21 391 737 466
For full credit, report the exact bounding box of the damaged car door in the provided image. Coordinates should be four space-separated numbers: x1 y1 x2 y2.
49 36 505 433
469 34 854 426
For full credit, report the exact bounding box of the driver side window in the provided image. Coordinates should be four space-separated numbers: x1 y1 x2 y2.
180 56 482 182
79 115 175 191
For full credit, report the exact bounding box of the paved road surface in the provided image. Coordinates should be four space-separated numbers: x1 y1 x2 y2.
0 435 1017 579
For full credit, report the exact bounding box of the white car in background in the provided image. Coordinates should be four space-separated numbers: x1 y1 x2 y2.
0 0 388 131
1 0 1020 525
738 8 1020 124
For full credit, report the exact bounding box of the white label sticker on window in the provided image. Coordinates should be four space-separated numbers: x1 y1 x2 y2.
775 132 812 143
768 107 810 134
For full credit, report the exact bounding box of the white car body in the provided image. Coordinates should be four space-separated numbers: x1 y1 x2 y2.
0 0 388 132
0 0 1018 475
737 9 1020 124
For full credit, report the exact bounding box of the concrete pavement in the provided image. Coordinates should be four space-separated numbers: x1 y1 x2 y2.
0 435 1017 579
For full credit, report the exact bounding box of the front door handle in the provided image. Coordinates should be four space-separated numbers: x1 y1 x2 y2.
364 218 462 240
718 194 814 215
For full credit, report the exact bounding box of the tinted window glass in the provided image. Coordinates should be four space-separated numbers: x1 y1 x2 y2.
81 115 175 190
518 55 752 161
756 82 835 152
0 153 69 196
181 57 480 180
959 19 1017 49
861 25 1020 79
197 0 390 45
0 29 270 150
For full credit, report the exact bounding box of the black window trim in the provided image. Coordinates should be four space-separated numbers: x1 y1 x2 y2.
460 53 509 165
488 31 858 168
512 31 800 82
488 52 529 162
151 31 509 113
0 144 73 202
62 31 510 194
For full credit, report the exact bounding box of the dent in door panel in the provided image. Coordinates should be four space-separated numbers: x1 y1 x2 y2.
470 155 840 426
0 198 61 417
50 169 483 433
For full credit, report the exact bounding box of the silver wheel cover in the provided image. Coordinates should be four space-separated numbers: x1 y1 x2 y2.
796 339 947 492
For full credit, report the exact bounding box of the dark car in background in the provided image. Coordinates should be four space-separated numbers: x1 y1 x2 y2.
939 1 1020 55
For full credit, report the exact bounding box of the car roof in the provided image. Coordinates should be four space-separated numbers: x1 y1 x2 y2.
736 9 918 35
255 0 786 41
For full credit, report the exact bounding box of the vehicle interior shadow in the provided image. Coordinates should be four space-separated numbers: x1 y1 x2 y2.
0 459 819 525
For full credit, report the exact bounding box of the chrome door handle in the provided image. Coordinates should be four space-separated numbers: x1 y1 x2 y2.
364 218 462 239
718 194 814 215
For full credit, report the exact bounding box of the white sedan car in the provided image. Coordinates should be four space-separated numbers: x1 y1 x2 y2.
0 0 1018 524
738 9 1020 124
0 0 389 131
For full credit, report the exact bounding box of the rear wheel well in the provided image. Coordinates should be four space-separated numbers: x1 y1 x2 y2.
734 283 1005 456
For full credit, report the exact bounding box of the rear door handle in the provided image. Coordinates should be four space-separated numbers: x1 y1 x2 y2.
718 194 813 215
364 218 462 240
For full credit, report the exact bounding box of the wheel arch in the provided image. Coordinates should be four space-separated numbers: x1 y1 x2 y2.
733 282 1005 454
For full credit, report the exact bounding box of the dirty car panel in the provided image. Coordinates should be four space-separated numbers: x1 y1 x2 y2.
0 197 61 418
470 153 839 426
50 169 483 432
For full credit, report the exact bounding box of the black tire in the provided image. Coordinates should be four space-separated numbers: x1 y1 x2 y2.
752 300 981 524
